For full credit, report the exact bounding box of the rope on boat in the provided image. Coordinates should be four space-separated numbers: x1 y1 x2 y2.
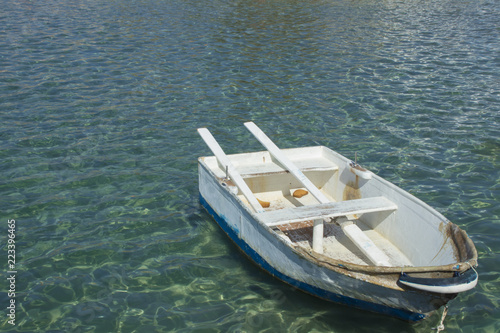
466 259 479 275
432 306 448 333
294 246 476 274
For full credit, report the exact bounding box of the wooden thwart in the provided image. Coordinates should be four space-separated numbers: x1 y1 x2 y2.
259 196 397 227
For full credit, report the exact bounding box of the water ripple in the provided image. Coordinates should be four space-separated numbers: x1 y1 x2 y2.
1 0 499 331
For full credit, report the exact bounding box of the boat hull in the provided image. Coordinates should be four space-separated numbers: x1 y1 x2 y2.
198 161 455 322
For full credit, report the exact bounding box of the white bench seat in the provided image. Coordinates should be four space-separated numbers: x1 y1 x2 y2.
258 196 397 227
238 156 339 178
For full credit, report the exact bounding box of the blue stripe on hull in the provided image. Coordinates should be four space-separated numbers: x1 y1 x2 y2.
200 194 426 322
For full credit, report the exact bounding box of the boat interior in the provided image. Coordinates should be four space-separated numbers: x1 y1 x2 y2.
204 146 421 267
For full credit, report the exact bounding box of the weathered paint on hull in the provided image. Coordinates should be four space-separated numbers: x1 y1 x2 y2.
199 194 430 322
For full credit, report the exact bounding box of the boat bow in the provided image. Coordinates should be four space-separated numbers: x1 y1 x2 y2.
399 268 478 294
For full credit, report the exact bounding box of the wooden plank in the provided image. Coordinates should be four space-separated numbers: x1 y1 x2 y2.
341 223 391 266
197 128 265 213
259 196 397 227
240 162 339 178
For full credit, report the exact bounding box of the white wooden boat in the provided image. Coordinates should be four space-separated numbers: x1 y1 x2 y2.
197 122 478 321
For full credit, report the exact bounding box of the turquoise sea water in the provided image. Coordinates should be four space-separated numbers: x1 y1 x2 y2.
1 0 499 331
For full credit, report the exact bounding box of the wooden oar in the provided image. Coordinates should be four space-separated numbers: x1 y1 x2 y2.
197 128 265 214
244 122 329 205
244 122 390 265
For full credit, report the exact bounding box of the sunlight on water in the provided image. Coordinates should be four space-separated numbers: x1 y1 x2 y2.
1 0 499 331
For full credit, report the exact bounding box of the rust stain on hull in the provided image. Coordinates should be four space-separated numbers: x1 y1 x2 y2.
445 223 476 263
343 176 361 201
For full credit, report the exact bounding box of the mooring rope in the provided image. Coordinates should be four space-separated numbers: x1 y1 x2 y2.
432 306 448 332
432 261 477 332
